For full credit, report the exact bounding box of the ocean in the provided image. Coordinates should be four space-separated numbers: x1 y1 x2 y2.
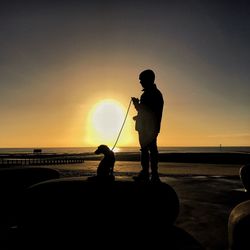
0 146 249 154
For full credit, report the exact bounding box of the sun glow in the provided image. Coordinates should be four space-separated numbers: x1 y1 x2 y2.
92 100 124 139
85 99 135 147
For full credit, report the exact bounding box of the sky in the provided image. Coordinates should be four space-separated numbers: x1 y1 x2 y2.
0 0 249 148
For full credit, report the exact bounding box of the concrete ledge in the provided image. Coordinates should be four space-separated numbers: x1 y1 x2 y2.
228 200 250 250
0 167 60 190
0 167 60 232
240 164 250 192
18 177 180 248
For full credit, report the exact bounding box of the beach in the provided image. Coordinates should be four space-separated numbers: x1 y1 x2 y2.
0 151 249 250
55 160 242 177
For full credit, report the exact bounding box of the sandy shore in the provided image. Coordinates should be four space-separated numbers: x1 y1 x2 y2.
52 160 242 178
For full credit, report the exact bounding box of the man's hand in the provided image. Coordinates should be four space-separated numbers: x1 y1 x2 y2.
131 97 140 110
131 97 139 104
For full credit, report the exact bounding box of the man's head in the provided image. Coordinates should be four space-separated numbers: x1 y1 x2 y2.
139 69 155 89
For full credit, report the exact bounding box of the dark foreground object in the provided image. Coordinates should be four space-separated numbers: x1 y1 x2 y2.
0 167 60 190
228 200 250 250
239 164 250 192
0 167 60 231
14 177 202 249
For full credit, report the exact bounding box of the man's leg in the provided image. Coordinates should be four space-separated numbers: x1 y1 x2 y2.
133 133 150 181
140 147 150 174
149 137 160 182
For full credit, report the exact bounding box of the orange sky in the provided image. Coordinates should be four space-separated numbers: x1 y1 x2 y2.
1 62 249 148
0 1 249 147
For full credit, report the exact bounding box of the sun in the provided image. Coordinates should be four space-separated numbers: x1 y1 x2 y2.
85 99 134 147
92 100 124 139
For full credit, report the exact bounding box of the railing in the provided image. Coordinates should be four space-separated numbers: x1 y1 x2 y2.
0 157 85 167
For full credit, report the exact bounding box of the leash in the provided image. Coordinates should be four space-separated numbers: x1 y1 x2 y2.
111 99 133 151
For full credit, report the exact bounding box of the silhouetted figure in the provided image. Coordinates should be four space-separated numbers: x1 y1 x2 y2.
88 145 115 181
132 69 164 182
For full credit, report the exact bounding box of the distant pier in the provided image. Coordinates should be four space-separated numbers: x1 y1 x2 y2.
0 153 85 167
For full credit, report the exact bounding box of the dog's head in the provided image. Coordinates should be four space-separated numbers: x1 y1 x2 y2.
94 144 111 155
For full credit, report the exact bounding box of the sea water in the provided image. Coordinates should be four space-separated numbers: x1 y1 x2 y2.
0 146 249 154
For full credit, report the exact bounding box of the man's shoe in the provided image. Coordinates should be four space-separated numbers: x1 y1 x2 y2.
133 171 150 182
150 174 161 183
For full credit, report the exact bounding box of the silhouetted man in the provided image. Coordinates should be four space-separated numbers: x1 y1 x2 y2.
132 69 164 182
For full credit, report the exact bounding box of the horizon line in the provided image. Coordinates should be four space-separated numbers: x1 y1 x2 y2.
0 145 250 149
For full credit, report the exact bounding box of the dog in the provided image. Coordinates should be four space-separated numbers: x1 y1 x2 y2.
88 145 115 181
